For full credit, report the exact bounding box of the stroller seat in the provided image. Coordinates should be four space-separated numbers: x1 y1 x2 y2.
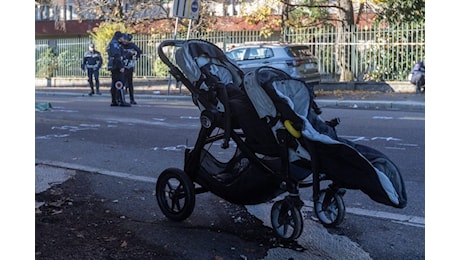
244 66 407 208
175 40 282 156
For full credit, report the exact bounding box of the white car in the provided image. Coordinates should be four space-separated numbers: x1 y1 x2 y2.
226 43 321 86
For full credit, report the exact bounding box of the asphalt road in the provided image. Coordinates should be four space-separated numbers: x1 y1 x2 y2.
34 90 425 259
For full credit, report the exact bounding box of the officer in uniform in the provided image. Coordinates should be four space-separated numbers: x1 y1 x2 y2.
81 43 103 96
121 34 143 104
106 31 130 107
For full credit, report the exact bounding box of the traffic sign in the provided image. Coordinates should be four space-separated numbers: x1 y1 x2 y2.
173 0 200 20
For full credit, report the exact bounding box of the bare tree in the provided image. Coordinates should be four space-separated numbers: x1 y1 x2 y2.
74 0 168 23
35 0 170 30
36 0 221 34
35 0 68 31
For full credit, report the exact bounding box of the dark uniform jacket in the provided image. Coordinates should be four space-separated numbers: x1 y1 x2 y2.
106 37 124 71
122 42 143 70
81 50 102 70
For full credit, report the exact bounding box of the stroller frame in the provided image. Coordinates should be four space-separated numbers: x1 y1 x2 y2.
156 39 348 240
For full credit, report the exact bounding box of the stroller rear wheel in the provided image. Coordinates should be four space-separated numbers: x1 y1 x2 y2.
270 199 304 240
156 168 196 222
314 188 345 227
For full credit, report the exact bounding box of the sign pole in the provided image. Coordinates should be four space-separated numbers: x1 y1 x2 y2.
167 17 180 95
169 0 200 92
187 19 192 40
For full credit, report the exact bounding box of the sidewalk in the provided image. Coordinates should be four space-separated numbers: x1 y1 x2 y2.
314 90 425 111
35 86 425 112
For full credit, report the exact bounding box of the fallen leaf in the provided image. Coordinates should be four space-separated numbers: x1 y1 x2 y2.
51 209 63 215
104 236 118 242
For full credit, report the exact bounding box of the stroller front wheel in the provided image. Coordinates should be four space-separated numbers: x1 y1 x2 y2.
156 168 196 222
270 199 304 240
314 188 345 227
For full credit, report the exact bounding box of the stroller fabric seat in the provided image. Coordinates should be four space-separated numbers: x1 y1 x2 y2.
244 67 407 208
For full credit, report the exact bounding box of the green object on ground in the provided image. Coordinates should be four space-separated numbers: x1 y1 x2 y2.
35 102 53 111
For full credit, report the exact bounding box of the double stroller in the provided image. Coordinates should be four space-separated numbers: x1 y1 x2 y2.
156 39 407 240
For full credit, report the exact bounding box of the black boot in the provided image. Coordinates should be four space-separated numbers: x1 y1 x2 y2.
110 87 118 106
128 88 136 104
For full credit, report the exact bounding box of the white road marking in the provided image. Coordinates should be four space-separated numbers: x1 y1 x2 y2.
51 124 100 132
339 135 419 151
180 116 200 120
36 134 70 140
398 143 418 147
371 136 402 141
372 116 393 120
303 200 424 228
372 115 424 121
385 146 406 150
398 116 424 121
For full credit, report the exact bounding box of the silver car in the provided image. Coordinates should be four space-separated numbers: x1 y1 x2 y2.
226 43 321 85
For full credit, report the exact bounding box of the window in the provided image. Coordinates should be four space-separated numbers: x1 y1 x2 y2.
247 47 272 60
228 49 245 61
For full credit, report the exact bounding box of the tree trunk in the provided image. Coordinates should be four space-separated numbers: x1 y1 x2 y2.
336 0 355 82
280 1 291 43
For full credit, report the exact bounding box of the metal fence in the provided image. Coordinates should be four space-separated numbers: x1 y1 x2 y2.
35 22 424 82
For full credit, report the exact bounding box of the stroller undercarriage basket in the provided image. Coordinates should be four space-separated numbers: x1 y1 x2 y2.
197 147 285 205
155 39 407 241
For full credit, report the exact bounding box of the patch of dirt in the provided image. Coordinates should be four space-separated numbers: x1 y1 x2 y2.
314 90 392 100
35 172 304 259
35 181 169 259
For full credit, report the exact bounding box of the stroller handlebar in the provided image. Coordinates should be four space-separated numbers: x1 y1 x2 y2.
157 40 200 96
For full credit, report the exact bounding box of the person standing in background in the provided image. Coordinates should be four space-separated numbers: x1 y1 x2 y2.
106 31 130 107
409 61 425 94
121 34 143 104
81 43 103 96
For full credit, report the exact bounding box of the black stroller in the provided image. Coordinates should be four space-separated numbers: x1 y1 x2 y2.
156 39 407 241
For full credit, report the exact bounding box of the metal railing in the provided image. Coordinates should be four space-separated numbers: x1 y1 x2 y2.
35 22 424 82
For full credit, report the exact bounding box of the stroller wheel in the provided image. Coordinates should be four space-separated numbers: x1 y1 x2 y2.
314 188 345 227
156 168 195 222
270 200 303 240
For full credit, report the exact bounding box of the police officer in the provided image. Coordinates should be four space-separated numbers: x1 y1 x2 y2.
81 43 103 96
106 31 130 107
121 34 143 104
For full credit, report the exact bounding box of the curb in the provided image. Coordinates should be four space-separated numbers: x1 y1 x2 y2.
316 99 424 111
36 79 418 94
35 90 425 112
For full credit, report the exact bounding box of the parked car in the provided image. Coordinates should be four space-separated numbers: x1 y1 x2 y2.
226 43 321 85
